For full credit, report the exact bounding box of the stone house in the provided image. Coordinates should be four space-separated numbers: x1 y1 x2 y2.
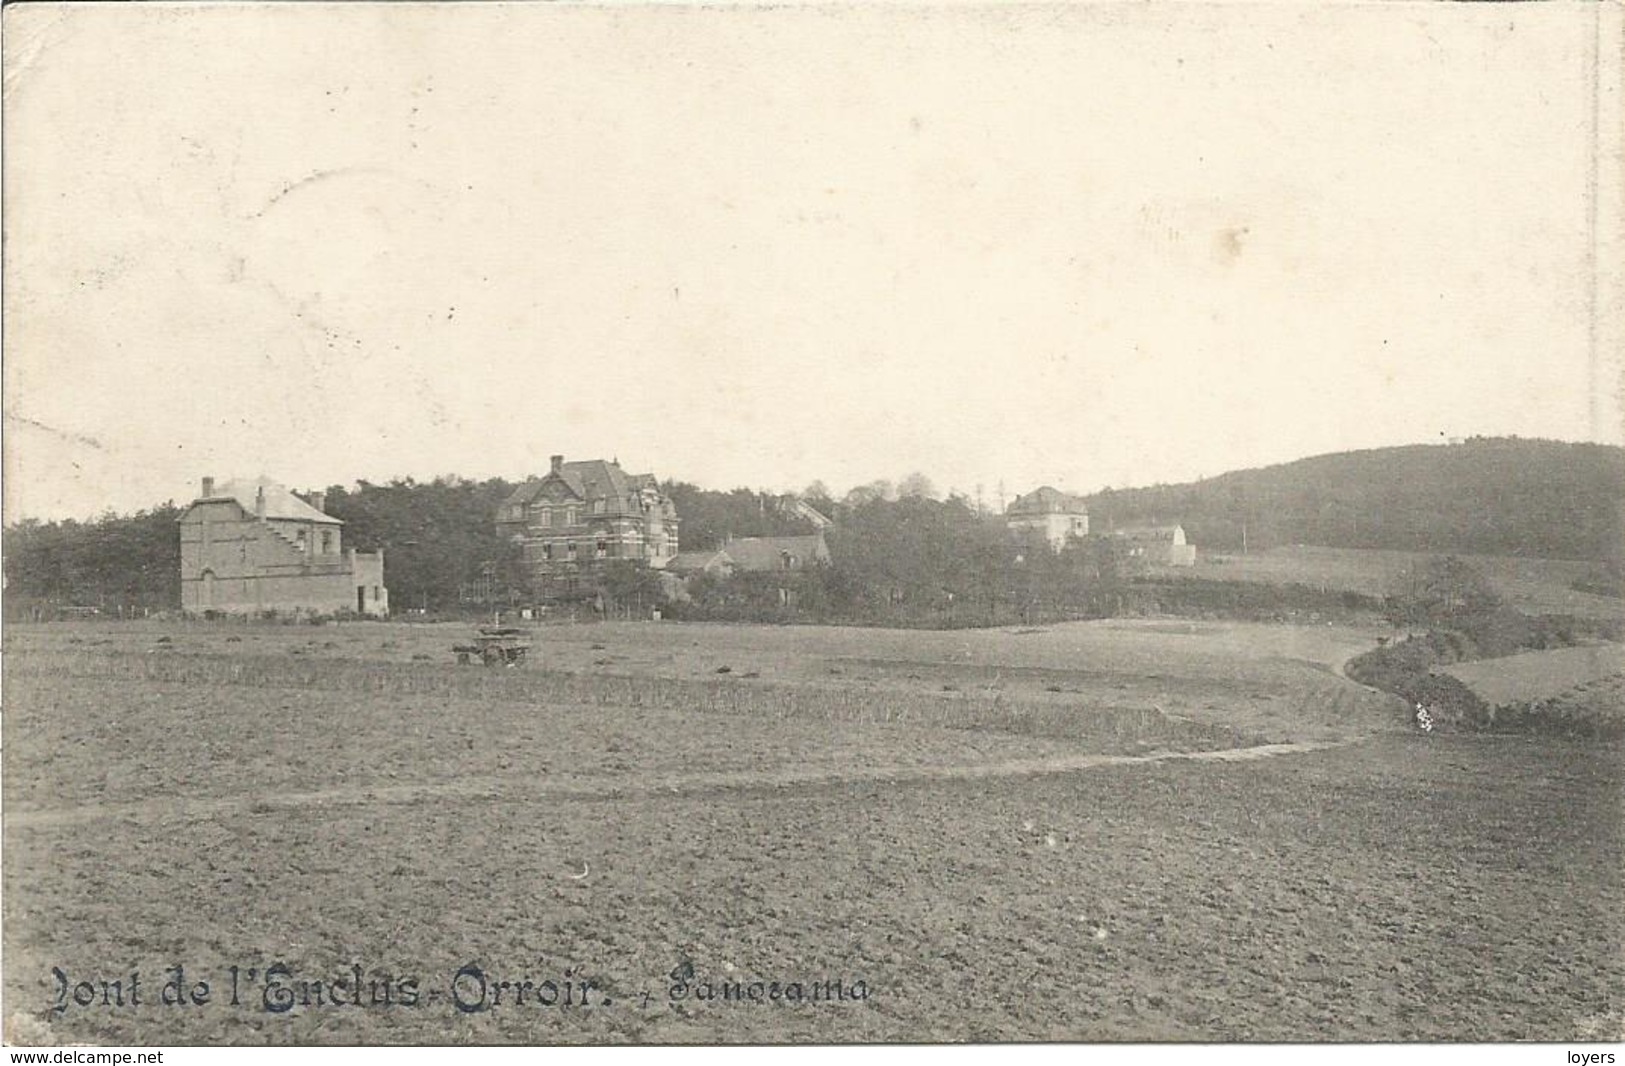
1006 487 1090 550
497 455 680 601
178 476 388 617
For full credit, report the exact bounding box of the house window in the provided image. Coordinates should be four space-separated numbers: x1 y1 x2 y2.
592 499 606 515
542 544 554 561
538 509 551 528
295 529 308 552
596 540 608 559
372 585 380 600
321 530 334 554
567 542 577 560
565 507 578 526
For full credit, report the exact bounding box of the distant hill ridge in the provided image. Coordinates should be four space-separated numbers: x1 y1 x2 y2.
1082 438 1624 563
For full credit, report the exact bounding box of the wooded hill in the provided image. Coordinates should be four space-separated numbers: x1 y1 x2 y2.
1084 438 1624 563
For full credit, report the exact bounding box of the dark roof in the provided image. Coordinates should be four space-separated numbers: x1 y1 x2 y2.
722 534 830 571
502 459 664 514
1006 486 1089 517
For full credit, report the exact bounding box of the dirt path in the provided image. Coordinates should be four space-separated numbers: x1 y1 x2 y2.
7 738 1353 831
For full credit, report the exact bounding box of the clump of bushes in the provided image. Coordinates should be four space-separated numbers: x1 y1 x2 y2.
1121 578 1385 623
1423 606 1619 659
1348 555 1625 734
1348 615 1622 736
1345 637 1488 729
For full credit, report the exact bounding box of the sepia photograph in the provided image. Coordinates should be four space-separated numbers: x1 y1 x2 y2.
2 0 1622 1052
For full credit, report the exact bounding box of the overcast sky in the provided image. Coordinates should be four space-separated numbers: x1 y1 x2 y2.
4 2 1620 521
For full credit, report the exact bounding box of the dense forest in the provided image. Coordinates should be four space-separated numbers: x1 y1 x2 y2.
1086 438 1624 563
5 437 1621 617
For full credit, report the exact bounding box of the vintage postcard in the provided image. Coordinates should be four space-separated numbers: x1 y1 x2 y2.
2 0 1622 1052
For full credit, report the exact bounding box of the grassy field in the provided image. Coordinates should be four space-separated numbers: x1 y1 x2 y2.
1441 645 1625 706
5 619 1621 1043
1194 546 1623 620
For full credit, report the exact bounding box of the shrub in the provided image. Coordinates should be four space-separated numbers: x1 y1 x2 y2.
1345 637 1488 729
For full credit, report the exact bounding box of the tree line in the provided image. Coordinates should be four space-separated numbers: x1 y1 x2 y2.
6 437 1620 618
1 475 947 616
0 476 1129 624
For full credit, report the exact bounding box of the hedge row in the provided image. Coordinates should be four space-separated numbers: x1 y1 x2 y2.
1346 622 1624 737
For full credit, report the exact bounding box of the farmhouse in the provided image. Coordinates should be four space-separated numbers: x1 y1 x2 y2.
1006 487 1090 550
1110 524 1197 567
497 455 681 601
179 476 388 617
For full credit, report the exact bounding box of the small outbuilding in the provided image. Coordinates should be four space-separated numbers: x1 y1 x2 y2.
1110 524 1196 567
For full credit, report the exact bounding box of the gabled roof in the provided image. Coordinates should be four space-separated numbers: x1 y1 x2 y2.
722 533 830 571
192 476 340 524
1007 486 1089 517
502 459 662 512
784 497 833 529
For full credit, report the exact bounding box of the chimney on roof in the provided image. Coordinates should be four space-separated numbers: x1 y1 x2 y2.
201 476 215 498
551 454 564 474
310 490 326 514
255 486 266 520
